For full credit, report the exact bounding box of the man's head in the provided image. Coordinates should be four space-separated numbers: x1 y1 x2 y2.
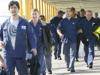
57 10 64 18
66 7 76 17
8 1 20 16
85 10 93 20
95 12 98 18
40 15 46 21
31 9 40 20
80 9 86 17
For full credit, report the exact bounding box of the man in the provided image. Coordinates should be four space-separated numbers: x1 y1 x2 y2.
76 9 88 61
57 7 80 72
94 12 100 51
40 15 53 74
50 10 64 60
0 1 37 75
29 9 46 75
81 10 97 68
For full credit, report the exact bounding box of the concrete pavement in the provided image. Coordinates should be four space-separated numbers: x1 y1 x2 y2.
50 50 100 75
15 47 100 75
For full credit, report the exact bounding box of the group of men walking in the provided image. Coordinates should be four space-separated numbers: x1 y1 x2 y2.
0 0 100 75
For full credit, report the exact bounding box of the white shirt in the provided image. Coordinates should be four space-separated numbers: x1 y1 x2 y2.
8 18 19 49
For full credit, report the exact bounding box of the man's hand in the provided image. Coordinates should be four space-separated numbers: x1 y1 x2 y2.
57 29 64 39
31 48 37 56
0 61 7 69
78 29 83 33
60 34 64 39
0 41 5 48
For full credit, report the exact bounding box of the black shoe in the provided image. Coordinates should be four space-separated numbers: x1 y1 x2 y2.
54 55 57 59
88 65 93 69
48 70 52 74
55 57 57 59
88 63 93 69
76 59 79 62
67 68 70 71
58 56 62 60
70 70 75 73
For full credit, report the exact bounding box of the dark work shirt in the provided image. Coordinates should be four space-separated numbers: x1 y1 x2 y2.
58 17 80 43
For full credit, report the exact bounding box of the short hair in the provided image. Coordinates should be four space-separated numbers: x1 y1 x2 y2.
32 9 39 13
86 10 92 13
40 15 46 21
67 7 76 12
8 0 20 10
80 9 85 12
58 10 65 15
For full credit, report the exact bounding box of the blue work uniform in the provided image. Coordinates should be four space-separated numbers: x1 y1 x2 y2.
58 17 80 71
0 17 36 75
76 16 88 61
81 17 96 66
50 16 62 59
29 20 46 75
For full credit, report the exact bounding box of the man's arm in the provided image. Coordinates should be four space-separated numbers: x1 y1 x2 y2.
0 23 4 41
0 54 6 69
57 22 64 38
0 22 7 69
26 22 37 56
0 23 5 48
0 55 4 64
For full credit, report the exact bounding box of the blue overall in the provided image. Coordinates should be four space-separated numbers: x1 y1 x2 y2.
58 18 80 71
81 17 96 65
29 21 46 75
0 17 36 75
50 16 62 58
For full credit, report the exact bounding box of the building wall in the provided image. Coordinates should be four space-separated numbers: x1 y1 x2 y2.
18 0 57 22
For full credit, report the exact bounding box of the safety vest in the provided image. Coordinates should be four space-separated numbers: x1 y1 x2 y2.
93 26 100 40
